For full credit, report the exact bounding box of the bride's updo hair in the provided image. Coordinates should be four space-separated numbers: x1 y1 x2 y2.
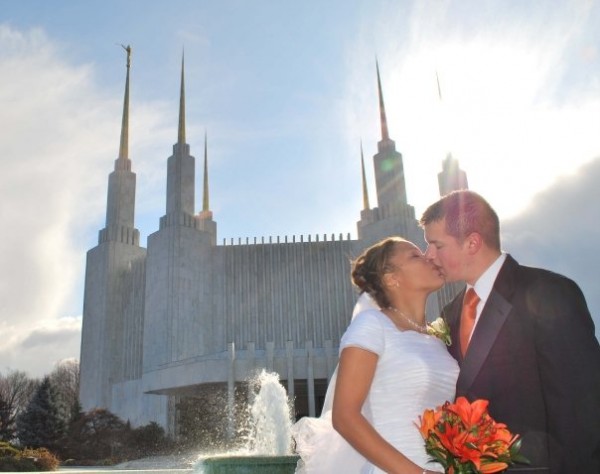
351 236 407 309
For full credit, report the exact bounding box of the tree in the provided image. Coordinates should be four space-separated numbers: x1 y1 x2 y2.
53 398 85 461
67 408 127 461
129 422 170 458
0 370 37 442
48 359 79 437
0 398 10 442
16 376 66 451
48 359 79 415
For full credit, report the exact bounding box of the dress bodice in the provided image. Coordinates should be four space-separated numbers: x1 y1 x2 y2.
342 310 459 469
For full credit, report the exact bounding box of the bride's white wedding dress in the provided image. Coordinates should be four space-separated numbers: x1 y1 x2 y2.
292 295 459 473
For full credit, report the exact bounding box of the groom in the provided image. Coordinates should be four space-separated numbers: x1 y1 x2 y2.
420 190 600 473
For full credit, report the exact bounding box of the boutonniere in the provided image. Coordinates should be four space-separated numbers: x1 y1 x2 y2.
427 317 452 346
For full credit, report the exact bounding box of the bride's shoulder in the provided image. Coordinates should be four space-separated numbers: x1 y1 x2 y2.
347 309 390 333
351 308 387 324
342 309 388 353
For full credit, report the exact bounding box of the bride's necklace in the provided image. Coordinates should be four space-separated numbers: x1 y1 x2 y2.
387 306 428 333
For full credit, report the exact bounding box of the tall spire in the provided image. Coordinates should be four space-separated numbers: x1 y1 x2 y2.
99 43 139 246
376 60 390 142
118 44 131 161
202 130 209 213
178 51 186 145
360 141 370 210
163 50 195 228
197 129 216 242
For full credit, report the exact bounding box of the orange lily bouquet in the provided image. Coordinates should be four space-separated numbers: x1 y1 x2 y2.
417 397 528 473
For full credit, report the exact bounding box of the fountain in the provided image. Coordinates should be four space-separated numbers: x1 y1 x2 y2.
196 370 300 474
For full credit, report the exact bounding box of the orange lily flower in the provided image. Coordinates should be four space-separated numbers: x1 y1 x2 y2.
448 396 489 429
417 408 438 438
480 461 509 473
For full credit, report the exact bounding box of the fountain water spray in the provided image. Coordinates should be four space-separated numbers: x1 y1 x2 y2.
247 370 293 455
196 370 299 473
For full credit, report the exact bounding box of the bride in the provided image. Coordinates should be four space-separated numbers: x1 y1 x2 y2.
292 236 459 474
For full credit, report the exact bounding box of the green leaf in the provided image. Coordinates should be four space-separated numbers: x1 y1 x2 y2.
511 452 531 464
509 437 522 454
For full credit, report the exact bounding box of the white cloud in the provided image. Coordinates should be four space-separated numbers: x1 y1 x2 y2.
0 316 82 378
503 156 600 338
20 316 82 349
0 24 172 377
0 26 106 338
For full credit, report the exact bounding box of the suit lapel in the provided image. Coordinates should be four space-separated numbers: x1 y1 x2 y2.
455 255 520 394
443 292 464 363
456 289 512 392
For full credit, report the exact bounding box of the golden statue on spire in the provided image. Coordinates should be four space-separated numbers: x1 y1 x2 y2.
120 44 131 67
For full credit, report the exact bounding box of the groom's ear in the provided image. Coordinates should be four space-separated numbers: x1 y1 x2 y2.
464 232 483 255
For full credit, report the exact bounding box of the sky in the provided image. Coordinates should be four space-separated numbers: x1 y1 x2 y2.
1 0 599 377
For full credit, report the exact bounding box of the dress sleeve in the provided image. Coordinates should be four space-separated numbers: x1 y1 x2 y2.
340 310 385 356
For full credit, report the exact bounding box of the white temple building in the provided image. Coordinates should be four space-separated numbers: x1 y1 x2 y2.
79 50 468 436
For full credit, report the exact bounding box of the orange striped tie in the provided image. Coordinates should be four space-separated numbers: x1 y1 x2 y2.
460 288 480 356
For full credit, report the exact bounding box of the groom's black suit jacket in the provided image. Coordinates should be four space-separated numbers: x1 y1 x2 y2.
443 255 600 473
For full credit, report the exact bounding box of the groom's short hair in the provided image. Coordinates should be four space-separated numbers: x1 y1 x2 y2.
420 190 501 251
